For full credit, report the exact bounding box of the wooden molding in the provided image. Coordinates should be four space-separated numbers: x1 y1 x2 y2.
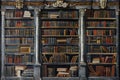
1 1 119 6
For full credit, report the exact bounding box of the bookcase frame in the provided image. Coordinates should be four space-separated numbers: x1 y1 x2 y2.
39 8 81 80
1 8 41 80
85 7 119 80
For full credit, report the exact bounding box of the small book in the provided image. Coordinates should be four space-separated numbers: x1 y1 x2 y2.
92 57 100 63
57 68 68 72
23 11 31 17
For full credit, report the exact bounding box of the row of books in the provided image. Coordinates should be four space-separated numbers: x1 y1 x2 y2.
57 66 78 77
88 46 116 53
5 10 33 18
87 36 116 44
86 10 115 18
91 55 116 63
5 29 34 36
42 54 78 63
42 38 78 45
22 69 34 77
42 66 78 77
5 38 34 44
42 46 79 53
86 21 116 27
5 66 34 77
88 65 115 77
41 11 78 18
5 55 34 64
86 30 116 36
42 21 78 27
5 20 34 27
42 29 77 35
5 66 16 76
5 45 33 53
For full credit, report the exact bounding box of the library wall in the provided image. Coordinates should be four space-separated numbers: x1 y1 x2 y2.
0 0 119 80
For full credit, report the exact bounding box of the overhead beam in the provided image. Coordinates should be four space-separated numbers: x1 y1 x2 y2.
1 1 119 6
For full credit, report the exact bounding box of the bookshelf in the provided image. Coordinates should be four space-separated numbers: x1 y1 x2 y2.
1 9 35 80
85 9 119 79
39 8 80 79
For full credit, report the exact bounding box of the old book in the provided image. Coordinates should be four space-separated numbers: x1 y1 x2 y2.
88 66 96 73
105 56 113 63
100 46 109 53
71 56 78 63
111 65 115 76
96 66 105 76
47 68 55 77
92 57 100 63
23 11 31 17
57 72 70 77
112 54 116 63
15 66 26 77
57 68 68 72
69 66 78 77
42 54 48 63
105 67 111 76
42 65 47 77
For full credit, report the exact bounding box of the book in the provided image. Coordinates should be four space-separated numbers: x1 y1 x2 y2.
71 55 78 63
57 68 68 72
92 57 100 63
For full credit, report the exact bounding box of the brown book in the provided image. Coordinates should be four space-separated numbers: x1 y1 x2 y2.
100 56 105 63
71 56 78 63
42 65 47 77
88 66 96 73
96 66 105 76
105 67 111 76
111 65 115 76
8 56 13 63
49 56 53 63
101 46 109 53
105 56 113 63
112 54 116 63
42 55 48 63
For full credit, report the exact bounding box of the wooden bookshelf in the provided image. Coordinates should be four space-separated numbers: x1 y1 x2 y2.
85 9 118 78
3 9 35 79
39 9 79 78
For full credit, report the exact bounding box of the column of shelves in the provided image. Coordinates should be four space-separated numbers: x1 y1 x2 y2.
4 9 35 80
85 9 118 79
39 9 80 79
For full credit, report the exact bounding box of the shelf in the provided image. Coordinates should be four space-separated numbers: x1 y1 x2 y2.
5 53 34 55
42 52 79 55
5 63 35 66
87 18 116 20
41 27 78 29
42 35 78 38
42 77 79 80
88 77 118 80
86 27 116 29
86 35 116 37
5 35 34 38
5 17 34 20
5 77 33 79
87 43 116 46
43 63 78 65
41 18 78 21
87 53 117 55
5 27 34 29
5 43 34 45
42 44 78 46
88 63 116 65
